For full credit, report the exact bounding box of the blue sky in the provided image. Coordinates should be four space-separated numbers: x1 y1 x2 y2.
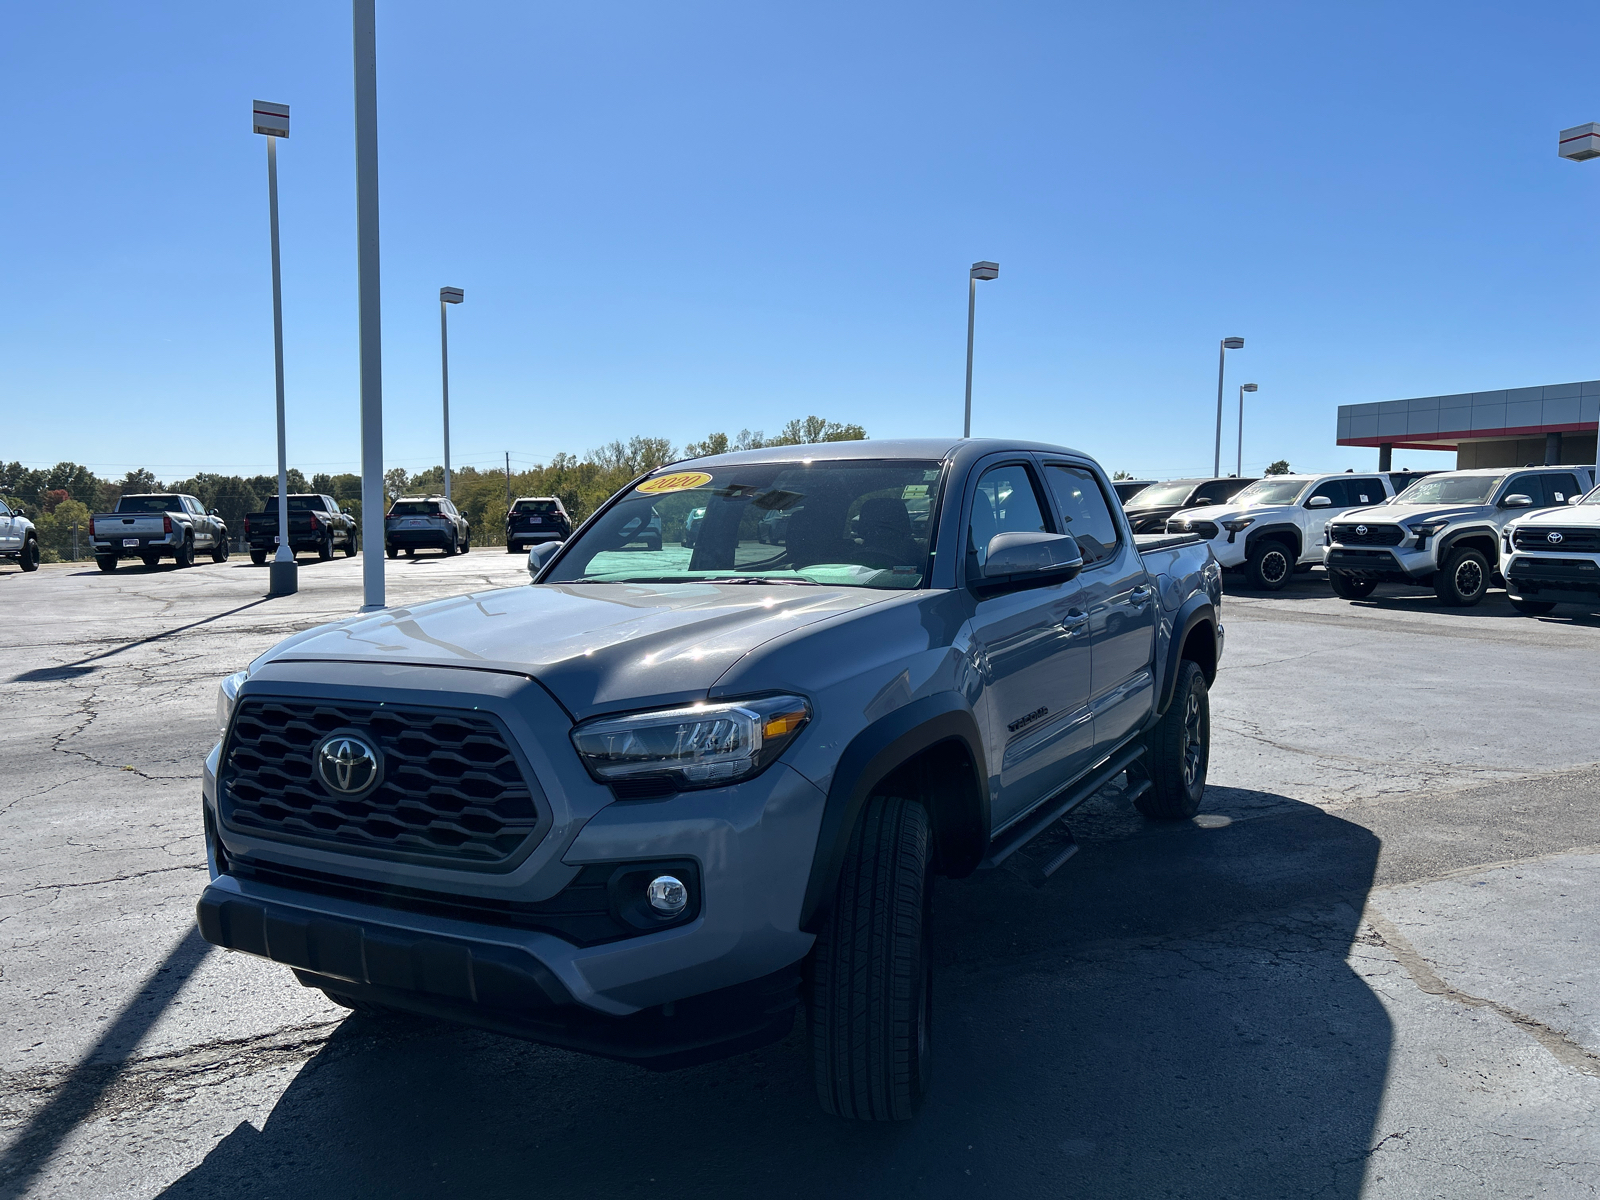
4 1 1599 482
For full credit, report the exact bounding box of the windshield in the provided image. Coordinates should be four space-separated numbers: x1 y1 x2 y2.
545 460 943 589
389 501 441 517
287 496 329 512
115 495 182 514
512 500 561 515
1229 478 1308 506
1391 474 1502 505
1128 480 1201 507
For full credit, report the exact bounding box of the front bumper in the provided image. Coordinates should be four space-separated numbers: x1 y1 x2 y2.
1505 553 1600 598
1325 545 1435 583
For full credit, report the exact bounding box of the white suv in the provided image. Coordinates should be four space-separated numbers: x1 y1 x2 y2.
1325 466 1592 607
1166 472 1406 591
1501 484 1600 615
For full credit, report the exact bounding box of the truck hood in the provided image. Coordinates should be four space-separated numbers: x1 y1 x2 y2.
254 581 896 717
1510 504 1600 527
1175 502 1292 526
1330 503 1486 526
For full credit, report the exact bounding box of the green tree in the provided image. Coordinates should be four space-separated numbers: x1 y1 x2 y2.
769 416 866 445
589 437 677 477
120 468 162 494
33 498 92 563
1265 460 1291 476
684 432 730 458
1112 470 1132 480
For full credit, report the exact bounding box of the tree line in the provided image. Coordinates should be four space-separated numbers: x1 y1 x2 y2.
2 415 865 561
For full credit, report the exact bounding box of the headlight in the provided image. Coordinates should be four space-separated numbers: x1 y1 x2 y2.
571 694 811 789
1408 519 1449 538
1221 518 1254 533
216 670 249 736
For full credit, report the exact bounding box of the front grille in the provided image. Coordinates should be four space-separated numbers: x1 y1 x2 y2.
1168 519 1218 540
1329 523 1403 547
1513 526 1600 552
221 697 544 867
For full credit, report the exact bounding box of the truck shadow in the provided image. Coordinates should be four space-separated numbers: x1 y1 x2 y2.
156 790 1387 1200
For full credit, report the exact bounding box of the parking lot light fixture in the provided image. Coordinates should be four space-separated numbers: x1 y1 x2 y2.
964 261 999 438
253 99 297 597
1214 337 1244 477
1237 382 1258 478
439 287 463 501
1559 123 1600 485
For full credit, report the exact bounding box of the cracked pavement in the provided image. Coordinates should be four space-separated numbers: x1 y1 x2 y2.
2 558 1600 1197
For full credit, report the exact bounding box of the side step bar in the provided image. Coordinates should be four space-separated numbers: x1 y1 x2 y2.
979 741 1146 870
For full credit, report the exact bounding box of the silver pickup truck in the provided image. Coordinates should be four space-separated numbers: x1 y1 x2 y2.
91 493 229 572
196 438 1223 1121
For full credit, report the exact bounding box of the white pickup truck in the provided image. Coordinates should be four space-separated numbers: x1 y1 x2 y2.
91 493 229 572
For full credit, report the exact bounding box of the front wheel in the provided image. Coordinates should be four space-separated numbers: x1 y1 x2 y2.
1329 570 1375 600
20 538 40 572
211 536 229 564
1244 540 1293 591
1434 547 1490 607
809 795 933 1121
1510 597 1556 616
1136 659 1210 821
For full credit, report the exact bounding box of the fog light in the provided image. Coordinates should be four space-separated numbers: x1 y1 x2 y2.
647 875 688 916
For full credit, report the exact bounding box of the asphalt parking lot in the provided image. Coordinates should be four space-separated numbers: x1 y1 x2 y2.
3 554 1600 1199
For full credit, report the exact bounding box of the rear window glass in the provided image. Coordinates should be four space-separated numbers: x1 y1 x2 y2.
115 496 182 514
389 501 441 517
513 500 561 515
287 496 330 512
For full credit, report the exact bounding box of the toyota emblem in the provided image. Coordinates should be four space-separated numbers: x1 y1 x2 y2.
1355 525 1368 536
1549 531 1565 544
315 734 381 795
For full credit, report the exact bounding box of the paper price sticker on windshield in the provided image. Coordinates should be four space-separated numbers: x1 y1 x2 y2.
636 471 712 495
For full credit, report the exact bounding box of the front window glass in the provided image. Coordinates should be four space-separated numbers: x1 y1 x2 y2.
389 501 442 517
545 460 943 589
116 495 183 514
1127 480 1200 507
1230 478 1309 506
1392 474 1501 505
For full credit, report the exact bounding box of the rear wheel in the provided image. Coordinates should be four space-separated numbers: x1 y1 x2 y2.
174 536 194 569
386 545 398 559
96 555 118 573
318 531 334 561
250 549 267 565
1244 540 1293 591
1510 597 1556 616
20 538 40 572
1136 660 1210 821
444 533 458 557
506 539 517 553
1328 570 1376 600
1434 547 1490 607
343 528 358 556
809 795 934 1121
404 546 414 557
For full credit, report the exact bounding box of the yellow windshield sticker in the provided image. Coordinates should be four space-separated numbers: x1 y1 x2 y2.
637 471 713 495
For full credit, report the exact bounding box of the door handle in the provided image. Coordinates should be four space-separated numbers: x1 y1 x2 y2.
1059 609 1090 636
1128 584 1154 607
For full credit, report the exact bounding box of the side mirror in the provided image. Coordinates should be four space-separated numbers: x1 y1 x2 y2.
1306 495 1332 508
1501 493 1534 509
981 532 1084 585
527 541 564 579
209 508 221 517
1193 496 1214 506
1571 495 1584 506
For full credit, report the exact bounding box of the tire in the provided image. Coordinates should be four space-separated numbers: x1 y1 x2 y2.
250 549 267 566
211 536 229 564
1136 660 1210 821
404 547 414 557
20 538 40 572
507 539 517 554
318 531 334 561
386 545 398 559
1328 570 1376 600
809 795 934 1122
1434 547 1490 607
462 533 471 554
141 555 161 569
646 534 662 551
96 555 118 573
1510 597 1556 616
343 528 358 557
1244 540 1293 591
444 533 458 557
174 537 194 569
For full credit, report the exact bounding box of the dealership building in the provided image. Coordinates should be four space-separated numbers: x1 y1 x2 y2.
1337 380 1600 470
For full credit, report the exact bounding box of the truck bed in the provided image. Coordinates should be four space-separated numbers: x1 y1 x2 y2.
1134 531 1201 553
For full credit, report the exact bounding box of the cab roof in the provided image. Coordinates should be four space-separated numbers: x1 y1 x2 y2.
669 437 1087 470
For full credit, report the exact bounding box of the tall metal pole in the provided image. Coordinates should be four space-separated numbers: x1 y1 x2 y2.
353 0 385 610
1213 342 1227 478
1236 384 1245 479
505 451 512 507
963 276 976 438
440 299 451 501
266 135 296 595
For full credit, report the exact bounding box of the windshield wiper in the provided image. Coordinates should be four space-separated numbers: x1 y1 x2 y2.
565 575 817 585
697 576 817 586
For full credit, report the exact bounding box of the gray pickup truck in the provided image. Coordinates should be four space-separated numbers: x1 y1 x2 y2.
196 438 1223 1120
90 493 229 572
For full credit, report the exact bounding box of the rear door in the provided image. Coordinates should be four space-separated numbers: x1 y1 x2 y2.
1042 462 1156 755
1537 471 1582 509
962 458 1094 830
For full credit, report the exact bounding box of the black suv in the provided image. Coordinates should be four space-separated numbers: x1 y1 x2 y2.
506 496 571 552
1122 476 1258 534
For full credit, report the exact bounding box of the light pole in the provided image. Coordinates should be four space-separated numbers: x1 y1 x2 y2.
964 261 999 437
252 100 297 597
1214 336 1244 477
353 0 385 610
439 287 463 500
1560 122 1600 485
1236 382 1257 477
